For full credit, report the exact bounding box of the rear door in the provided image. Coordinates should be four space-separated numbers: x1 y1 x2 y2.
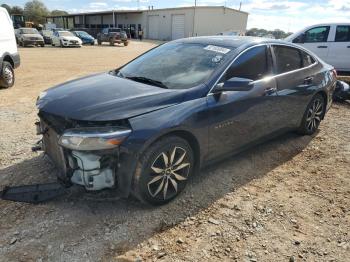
293 26 330 61
207 45 280 159
328 25 350 71
271 45 318 128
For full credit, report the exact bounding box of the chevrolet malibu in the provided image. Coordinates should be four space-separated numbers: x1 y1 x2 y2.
36 37 336 205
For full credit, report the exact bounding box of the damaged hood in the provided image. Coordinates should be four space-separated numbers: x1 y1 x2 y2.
37 73 186 121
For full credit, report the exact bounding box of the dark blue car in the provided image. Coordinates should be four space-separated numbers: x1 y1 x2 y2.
72 31 95 45
36 36 336 205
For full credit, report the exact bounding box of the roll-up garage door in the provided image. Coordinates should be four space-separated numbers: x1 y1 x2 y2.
148 15 159 39
171 14 185 40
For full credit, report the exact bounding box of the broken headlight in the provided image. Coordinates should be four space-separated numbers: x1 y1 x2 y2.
58 126 131 151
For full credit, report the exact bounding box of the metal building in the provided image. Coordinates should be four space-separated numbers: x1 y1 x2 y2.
46 6 248 40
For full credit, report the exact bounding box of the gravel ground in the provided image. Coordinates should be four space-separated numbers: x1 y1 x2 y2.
0 41 349 262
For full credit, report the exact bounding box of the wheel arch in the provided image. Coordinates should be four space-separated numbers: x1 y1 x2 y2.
2 54 15 68
142 129 201 172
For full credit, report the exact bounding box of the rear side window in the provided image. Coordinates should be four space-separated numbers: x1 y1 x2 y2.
273 46 302 74
304 26 330 43
225 46 270 81
301 50 315 67
335 26 350 42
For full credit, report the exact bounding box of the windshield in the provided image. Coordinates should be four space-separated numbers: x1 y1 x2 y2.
59 31 74 37
76 31 90 37
118 42 232 89
20 28 39 34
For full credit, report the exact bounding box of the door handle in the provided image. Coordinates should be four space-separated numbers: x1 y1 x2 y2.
264 87 277 95
304 76 314 84
317 46 328 48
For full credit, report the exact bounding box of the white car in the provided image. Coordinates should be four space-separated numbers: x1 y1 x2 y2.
51 31 82 47
286 23 350 72
0 7 20 88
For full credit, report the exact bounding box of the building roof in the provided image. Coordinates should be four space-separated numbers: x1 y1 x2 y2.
47 5 248 18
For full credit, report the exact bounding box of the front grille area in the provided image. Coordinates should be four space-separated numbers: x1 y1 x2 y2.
41 120 67 174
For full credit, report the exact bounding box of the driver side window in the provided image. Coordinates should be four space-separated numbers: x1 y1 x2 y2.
304 26 330 43
224 45 270 82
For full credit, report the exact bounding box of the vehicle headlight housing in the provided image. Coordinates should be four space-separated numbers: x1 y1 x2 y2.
58 127 131 151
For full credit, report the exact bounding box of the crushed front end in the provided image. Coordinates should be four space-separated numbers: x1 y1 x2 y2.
36 112 131 191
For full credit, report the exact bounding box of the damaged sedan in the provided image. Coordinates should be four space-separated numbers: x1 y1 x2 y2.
35 37 336 205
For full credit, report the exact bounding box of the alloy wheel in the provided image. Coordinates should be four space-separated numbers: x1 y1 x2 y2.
3 66 14 85
306 98 323 132
147 146 190 200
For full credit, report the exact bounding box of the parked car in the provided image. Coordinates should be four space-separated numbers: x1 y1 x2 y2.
51 31 82 47
286 23 350 72
97 28 129 46
72 31 95 45
40 30 53 45
0 7 20 88
35 37 336 205
17 27 45 47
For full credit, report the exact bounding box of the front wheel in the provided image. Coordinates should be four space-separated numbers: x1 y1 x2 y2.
298 94 325 135
0 61 15 88
124 41 129 46
109 38 115 46
132 136 194 205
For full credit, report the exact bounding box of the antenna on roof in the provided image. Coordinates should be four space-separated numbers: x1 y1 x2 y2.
239 1 242 10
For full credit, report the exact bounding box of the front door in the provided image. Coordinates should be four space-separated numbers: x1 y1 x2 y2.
206 45 280 159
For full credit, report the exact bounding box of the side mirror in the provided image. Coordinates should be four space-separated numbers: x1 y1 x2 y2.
213 77 254 93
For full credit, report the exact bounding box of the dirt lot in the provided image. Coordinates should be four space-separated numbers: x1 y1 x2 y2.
0 42 349 262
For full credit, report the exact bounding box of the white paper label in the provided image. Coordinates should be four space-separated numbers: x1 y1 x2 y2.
204 45 231 54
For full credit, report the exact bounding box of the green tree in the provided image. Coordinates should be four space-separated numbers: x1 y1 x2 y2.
50 10 69 16
1 3 11 13
24 0 49 24
11 5 24 15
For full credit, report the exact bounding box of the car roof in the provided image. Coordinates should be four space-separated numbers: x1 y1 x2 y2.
175 36 293 49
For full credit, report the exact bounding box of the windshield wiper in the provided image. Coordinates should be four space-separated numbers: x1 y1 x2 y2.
125 76 168 89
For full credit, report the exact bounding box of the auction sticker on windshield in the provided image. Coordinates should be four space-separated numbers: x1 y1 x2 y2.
204 45 231 54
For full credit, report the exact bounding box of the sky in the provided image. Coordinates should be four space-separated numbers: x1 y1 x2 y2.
3 0 350 32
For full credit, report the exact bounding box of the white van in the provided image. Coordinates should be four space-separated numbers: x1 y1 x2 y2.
286 23 350 72
0 7 20 88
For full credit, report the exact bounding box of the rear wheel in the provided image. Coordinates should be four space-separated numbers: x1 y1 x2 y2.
298 94 325 135
132 136 194 205
124 41 129 46
97 39 101 45
0 61 15 88
109 38 115 46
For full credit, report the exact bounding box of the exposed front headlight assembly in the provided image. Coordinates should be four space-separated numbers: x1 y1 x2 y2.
58 127 131 151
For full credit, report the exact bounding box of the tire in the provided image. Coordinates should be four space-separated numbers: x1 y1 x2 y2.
109 39 115 46
40 44 45 47
97 39 101 45
298 93 325 135
132 136 195 205
124 41 129 46
0 61 15 88
60 41 64 48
